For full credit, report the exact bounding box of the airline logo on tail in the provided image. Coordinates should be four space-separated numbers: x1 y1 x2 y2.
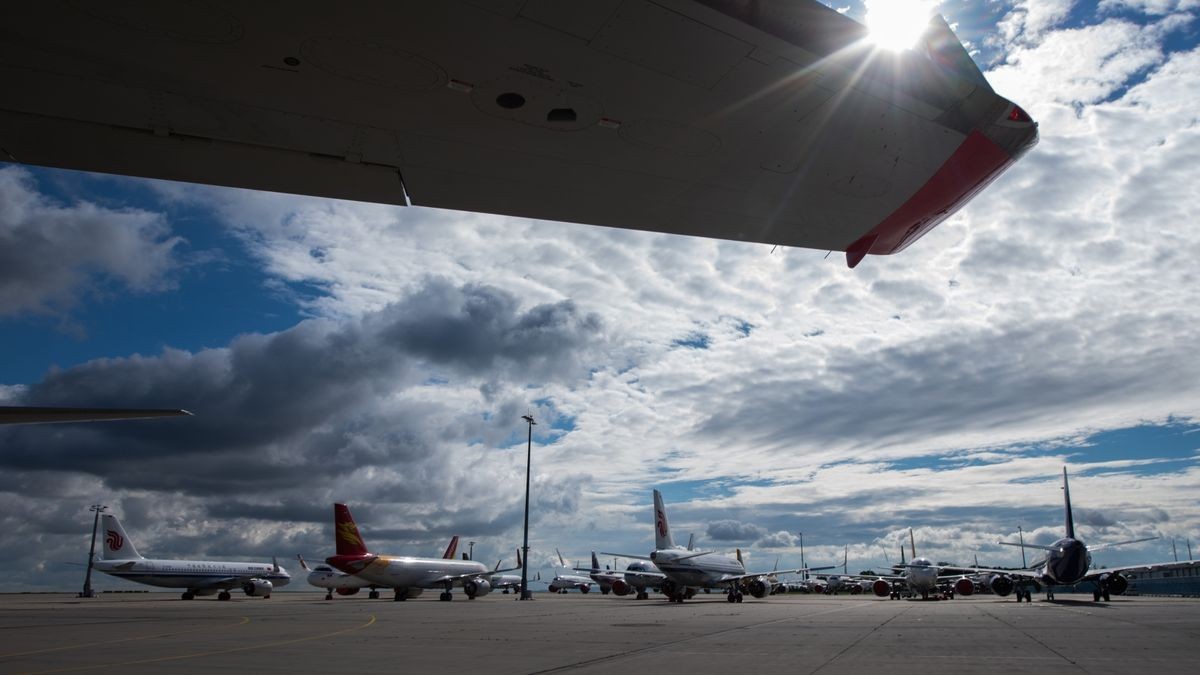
106 529 124 551
656 509 668 538
337 522 364 550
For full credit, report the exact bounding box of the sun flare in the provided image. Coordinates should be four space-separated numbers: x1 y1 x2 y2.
865 0 937 51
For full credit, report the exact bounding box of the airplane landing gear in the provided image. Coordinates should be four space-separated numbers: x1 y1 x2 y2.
218 591 231 601
394 589 408 601
1046 589 1055 601
636 591 649 600
439 591 453 601
368 590 380 599
181 592 195 600
325 592 333 601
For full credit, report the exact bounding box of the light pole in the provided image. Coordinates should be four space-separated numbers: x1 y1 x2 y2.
798 531 805 580
519 414 536 600
80 504 107 598
469 541 475 561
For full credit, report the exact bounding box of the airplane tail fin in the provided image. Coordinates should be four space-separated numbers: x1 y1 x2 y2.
333 503 369 557
517 548 522 567
736 548 744 565
653 489 676 550
556 548 567 568
687 532 695 551
909 528 917 559
591 551 600 571
296 554 310 571
100 514 141 560
462 552 469 560
442 535 460 560
1062 467 1076 539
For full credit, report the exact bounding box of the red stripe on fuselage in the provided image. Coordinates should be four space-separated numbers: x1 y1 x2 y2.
846 130 1013 267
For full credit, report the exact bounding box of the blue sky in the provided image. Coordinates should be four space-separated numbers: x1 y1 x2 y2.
2 0 1199 590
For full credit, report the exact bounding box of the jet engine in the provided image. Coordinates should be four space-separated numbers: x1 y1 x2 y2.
660 578 680 599
611 579 631 596
464 578 492 598
335 587 360 596
1098 572 1128 596
242 579 273 597
953 578 975 596
872 579 891 597
987 574 1014 597
746 579 770 599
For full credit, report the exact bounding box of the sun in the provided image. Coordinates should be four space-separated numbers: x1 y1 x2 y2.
865 0 937 52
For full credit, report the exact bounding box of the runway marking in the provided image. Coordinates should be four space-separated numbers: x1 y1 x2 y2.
810 602 914 673
0 617 250 659
525 602 873 674
971 603 1087 671
17 614 376 674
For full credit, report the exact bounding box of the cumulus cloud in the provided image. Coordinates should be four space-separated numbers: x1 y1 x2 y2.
706 520 767 542
0 165 182 317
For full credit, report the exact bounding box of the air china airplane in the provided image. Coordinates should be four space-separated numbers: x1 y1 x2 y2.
298 536 461 600
606 490 829 603
92 514 289 600
964 467 1180 603
325 503 507 601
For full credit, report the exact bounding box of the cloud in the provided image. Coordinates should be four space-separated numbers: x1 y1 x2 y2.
0 165 182 317
706 520 767 541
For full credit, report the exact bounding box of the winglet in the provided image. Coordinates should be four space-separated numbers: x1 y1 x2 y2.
846 234 877 268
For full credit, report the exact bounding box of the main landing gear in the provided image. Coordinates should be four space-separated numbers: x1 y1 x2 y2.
325 591 333 601
726 591 744 603
368 590 380 599
1014 589 1032 602
394 589 409 602
1093 589 1111 602
218 591 231 601
181 591 195 600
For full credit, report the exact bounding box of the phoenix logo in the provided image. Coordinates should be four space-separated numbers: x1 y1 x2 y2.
105 529 124 550
656 509 667 538
337 522 364 549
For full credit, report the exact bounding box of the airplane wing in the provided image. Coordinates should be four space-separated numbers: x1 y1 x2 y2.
1081 559 1200 580
0 0 1037 268
1086 536 1159 553
718 566 835 584
0 407 192 425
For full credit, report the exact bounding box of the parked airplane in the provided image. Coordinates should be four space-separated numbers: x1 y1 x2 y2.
859 530 976 600
324 503 505 601
298 536 461 600
606 490 829 603
574 552 623 594
546 549 597 593
964 467 1172 603
2 1 1037 268
92 514 289 600
491 550 524 594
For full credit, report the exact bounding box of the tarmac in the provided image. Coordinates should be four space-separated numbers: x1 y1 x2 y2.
1 591 1198 674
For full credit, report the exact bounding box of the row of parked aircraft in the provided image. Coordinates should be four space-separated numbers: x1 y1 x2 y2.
89 468 1192 604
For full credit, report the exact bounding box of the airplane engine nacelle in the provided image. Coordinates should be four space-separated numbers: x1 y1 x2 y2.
1098 572 1128 596
242 579 273 597
335 587 360 596
953 578 975 596
747 579 770 599
872 579 891 597
988 574 1014 597
810 583 825 594
464 578 492 598
611 579 631 596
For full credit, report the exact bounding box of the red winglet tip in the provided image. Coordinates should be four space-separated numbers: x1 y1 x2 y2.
845 235 877 269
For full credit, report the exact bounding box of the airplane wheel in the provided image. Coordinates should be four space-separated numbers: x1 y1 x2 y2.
601 589 609 595
1094 590 1101 602
735 593 743 603
395 590 408 602
1103 591 1111 602
181 592 194 600
369 590 380 599
440 592 452 601
727 593 736 603
218 591 231 601
325 593 333 601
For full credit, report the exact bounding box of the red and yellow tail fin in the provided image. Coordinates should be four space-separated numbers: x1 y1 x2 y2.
442 535 460 560
333 503 369 557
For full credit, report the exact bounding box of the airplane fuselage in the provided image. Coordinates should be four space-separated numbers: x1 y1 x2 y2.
1035 538 1092 585
94 558 290 592
651 548 744 589
328 554 488 589
906 558 940 592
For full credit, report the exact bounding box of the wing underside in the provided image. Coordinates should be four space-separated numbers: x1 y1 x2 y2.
0 0 1036 266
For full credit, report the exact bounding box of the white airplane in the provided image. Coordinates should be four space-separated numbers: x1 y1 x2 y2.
606 490 829 603
298 535 461 600
1 1 1037 268
325 503 506 601
856 530 977 600
546 549 597 593
959 467 1184 603
573 551 623 594
490 550 524 594
92 513 290 600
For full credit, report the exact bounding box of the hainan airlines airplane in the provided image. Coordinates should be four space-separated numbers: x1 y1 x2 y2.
606 490 829 603
298 536 460 600
92 514 290 600
325 503 506 601
964 467 1176 603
